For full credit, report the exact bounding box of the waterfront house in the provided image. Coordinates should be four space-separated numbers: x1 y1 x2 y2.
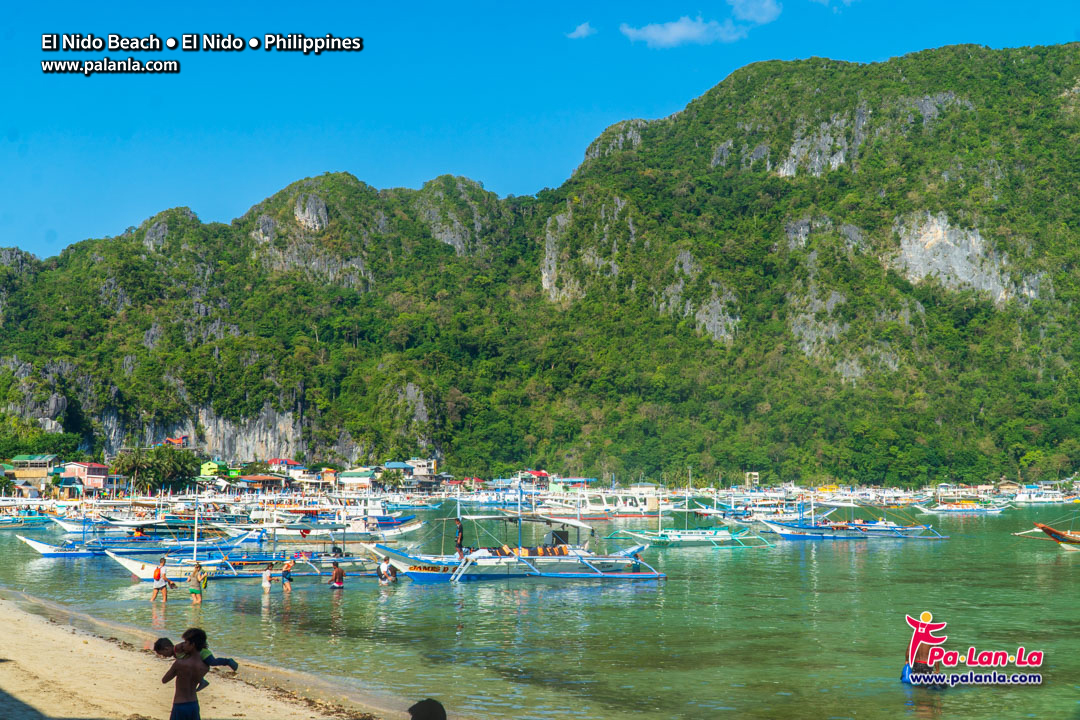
291 469 330 490
339 469 375 489
10 478 40 498
63 462 109 490
52 476 84 500
407 457 438 476
233 474 285 492
268 458 301 474
201 460 226 476
11 454 59 483
383 461 415 477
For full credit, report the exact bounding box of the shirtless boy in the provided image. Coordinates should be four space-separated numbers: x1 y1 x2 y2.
162 646 208 720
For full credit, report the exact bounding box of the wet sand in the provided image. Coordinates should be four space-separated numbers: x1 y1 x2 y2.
0 597 392 720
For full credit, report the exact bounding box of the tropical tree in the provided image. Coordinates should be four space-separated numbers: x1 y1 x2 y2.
149 446 201 489
112 448 152 494
380 469 405 490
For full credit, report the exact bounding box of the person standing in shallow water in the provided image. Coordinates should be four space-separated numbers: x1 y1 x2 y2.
187 563 206 606
281 559 294 593
328 561 344 589
151 557 171 602
455 518 464 559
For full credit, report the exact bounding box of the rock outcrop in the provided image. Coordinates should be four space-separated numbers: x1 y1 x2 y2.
892 212 1040 304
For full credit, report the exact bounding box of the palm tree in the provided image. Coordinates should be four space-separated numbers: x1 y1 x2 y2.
112 448 152 495
381 469 405 490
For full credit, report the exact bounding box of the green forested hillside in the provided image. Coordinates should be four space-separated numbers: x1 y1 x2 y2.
3 43 1080 486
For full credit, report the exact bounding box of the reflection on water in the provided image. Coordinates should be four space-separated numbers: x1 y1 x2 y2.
0 507 1075 719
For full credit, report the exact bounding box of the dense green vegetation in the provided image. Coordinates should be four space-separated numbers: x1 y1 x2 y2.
2 43 1080 487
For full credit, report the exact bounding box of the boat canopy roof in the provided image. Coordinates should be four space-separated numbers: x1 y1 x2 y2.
460 514 595 531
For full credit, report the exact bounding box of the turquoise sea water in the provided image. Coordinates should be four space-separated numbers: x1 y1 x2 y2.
1 506 1078 719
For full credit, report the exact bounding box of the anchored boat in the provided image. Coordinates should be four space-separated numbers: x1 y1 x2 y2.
367 514 664 583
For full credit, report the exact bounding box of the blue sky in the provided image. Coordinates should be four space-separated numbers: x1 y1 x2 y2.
3 1 1079 256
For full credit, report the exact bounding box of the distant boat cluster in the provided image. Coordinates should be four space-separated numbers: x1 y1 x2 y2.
3 473 1080 586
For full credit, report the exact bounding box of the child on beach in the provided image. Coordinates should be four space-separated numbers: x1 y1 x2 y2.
155 627 238 691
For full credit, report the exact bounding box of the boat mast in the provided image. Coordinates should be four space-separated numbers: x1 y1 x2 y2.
193 490 199 561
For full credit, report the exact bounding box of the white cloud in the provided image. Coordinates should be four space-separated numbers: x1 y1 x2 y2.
728 0 782 24
566 22 597 39
619 16 747 49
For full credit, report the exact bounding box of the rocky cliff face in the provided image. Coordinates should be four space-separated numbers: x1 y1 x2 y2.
1 44 1078 480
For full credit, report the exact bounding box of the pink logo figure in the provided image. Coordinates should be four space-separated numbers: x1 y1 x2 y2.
906 611 947 665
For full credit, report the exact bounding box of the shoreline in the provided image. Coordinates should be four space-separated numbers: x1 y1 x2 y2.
0 590 411 720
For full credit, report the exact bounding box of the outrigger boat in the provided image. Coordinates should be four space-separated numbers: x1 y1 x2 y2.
367 514 664 583
762 518 947 540
761 499 947 541
915 502 1010 515
0 513 53 529
1013 517 1080 551
606 524 771 549
104 549 374 580
16 534 185 558
1031 523 1080 550
605 503 772 549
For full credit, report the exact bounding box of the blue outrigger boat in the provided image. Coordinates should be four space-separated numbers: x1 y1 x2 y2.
368 513 664 584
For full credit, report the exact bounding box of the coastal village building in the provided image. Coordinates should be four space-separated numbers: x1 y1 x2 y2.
62 462 109 490
338 468 375 489
268 458 302 474
11 454 59 494
201 460 226 476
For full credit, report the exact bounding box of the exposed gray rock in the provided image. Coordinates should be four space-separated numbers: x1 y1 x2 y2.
122 355 136 376
294 194 329 232
892 212 1040 304
835 357 865 383
251 214 276 244
99 277 130 313
375 210 389 234
258 238 371 290
581 247 619 277
779 114 849 178
540 211 583 303
785 218 811 249
788 288 849 356
660 250 700 315
0 248 37 273
582 119 646 163
144 221 168 252
694 286 740 344
711 139 734 168
840 224 864 251
908 91 974 126
742 143 770 170
142 323 162 351
38 417 63 434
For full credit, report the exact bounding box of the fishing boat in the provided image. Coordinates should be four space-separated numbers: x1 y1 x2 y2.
16 534 180 558
762 517 947 540
1031 523 1080 550
367 514 664 583
914 502 1010 515
606 525 771 549
0 513 53 529
104 549 374 580
605 504 771 549
1012 488 1074 505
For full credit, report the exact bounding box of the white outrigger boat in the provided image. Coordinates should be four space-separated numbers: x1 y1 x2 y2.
605 503 772 549
366 515 664 584
915 502 1010 515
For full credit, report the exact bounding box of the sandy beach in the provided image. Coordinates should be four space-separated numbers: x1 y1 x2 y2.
0 597 391 720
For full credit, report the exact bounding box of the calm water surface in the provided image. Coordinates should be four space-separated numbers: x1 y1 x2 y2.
1 506 1078 719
